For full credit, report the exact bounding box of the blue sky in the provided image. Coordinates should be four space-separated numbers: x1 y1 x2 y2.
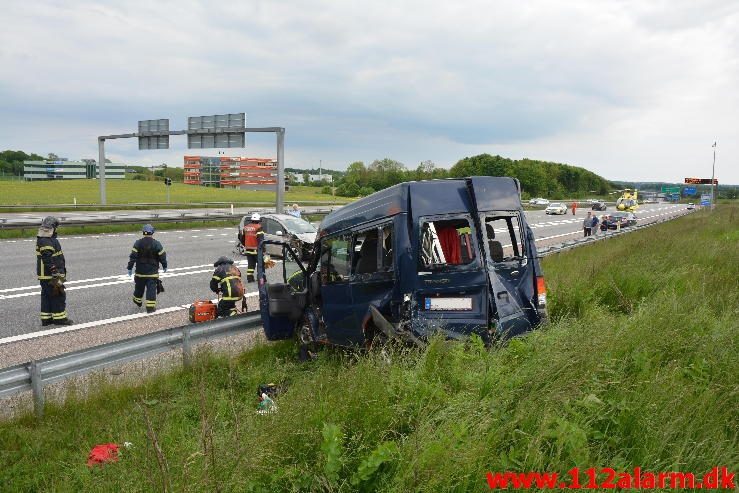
1 0 737 183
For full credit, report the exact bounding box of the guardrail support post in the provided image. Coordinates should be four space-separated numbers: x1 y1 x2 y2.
29 360 44 419
182 327 193 368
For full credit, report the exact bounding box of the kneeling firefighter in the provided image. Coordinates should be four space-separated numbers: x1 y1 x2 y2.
210 256 245 317
36 216 73 326
127 224 167 313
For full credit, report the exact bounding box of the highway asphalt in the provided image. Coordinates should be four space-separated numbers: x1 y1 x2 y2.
0 203 688 341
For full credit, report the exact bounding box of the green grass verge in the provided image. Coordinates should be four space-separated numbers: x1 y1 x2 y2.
1 207 737 491
0 180 351 208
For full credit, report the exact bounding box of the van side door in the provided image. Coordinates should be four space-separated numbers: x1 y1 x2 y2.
349 222 396 344
257 241 307 340
318 233 358 346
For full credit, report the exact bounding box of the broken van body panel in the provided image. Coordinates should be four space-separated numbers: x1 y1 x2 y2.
256 176 547 347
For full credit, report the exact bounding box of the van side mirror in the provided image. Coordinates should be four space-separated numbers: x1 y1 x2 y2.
276 230 283 236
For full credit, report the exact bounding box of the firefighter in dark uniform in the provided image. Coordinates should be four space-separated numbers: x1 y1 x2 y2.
243 213 264 282
36 216 73 326
127 224 167 313
210 256 245 317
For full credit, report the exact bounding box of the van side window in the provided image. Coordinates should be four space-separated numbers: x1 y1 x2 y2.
352 229 378 274
484 214 525 262
420 218 475 268
320 234 350 284
350 224 394 276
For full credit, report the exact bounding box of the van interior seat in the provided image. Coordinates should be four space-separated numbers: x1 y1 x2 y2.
356 238 378 274
489 240 504 262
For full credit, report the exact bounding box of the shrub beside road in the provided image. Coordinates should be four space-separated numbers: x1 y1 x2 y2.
0 206 736 491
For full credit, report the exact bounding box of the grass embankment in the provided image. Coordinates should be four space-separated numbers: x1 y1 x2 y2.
1 207 737 491
0 180 350 208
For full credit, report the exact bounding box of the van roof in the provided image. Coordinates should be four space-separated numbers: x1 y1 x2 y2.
319 176 521 236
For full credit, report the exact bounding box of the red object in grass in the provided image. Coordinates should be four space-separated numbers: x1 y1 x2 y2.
87 443 120 467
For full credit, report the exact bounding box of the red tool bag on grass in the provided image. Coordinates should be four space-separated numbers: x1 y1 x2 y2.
189 300 217 323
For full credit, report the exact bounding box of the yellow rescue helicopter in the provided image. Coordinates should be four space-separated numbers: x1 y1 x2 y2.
615 188 639 211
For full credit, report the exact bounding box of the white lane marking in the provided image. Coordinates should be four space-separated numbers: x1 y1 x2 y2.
0 263 227 294
0 292 261 345
0 261 261 300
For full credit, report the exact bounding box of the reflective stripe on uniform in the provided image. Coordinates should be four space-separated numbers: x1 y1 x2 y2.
158 250 166 255
38 275 52 280
52 251 64 257
145 300 157 307
52 311 68 320
212 275 222 281
131 247 138 252
38 246 55 253
40 312 52 320
133 296 142 303
134 273 159 278
246 250 257 255
220 275 240 300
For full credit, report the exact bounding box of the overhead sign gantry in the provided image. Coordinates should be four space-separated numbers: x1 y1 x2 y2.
97 113 286 213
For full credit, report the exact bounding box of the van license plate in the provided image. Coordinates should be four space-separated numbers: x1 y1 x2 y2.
425 297 472 311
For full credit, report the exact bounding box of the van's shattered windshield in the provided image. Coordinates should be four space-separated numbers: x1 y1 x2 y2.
420 217 476 269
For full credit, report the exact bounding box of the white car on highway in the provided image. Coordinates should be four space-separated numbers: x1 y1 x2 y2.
545 202 568 215
529 198 550 206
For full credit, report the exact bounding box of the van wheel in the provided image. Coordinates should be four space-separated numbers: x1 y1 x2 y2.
296 317 318 362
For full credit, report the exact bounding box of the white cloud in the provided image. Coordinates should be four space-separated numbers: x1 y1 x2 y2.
1 0 737 183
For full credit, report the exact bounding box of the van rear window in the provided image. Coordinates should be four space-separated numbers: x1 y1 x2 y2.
484 214 526 262
420 218 475 268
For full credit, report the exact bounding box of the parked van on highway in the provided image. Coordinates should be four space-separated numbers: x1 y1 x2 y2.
256 176 548 354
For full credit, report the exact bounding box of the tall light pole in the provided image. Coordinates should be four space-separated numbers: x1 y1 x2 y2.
711 141 717 210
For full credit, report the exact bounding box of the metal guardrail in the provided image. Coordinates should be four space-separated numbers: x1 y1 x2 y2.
0 209 693 418
0 200 345 211
0 208 338 229
0 312 262 417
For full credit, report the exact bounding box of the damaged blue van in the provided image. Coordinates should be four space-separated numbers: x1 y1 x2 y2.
257 176 548 353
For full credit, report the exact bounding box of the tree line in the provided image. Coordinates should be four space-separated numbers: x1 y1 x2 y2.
330 154 611 198
0 150 47 177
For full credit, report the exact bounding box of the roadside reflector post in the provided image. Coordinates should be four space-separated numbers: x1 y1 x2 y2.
230 204 234 215
182 327 193 368
29 360 44 419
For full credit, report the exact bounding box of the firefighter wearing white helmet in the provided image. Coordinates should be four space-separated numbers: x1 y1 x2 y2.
242 213 264 282
127 224 167 313
36 216 73 326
